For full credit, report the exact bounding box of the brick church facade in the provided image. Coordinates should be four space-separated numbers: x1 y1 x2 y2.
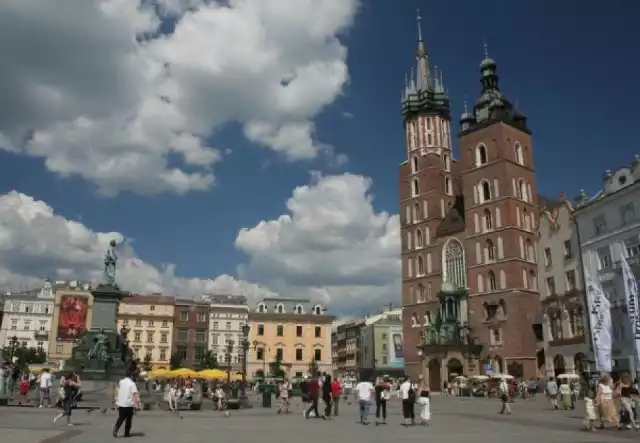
400 15 542 389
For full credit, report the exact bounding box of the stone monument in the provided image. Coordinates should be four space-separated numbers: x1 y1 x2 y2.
62 240 133 403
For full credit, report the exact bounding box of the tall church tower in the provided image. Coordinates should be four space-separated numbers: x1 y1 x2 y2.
458 45 541 378
399 11 461 378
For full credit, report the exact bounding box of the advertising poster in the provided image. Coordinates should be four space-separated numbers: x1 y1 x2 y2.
57 295 89 339
389 326 404 368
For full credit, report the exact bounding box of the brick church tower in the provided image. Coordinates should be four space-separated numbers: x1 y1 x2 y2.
400 18 541 387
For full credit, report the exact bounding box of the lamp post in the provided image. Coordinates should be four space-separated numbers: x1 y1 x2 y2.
241 323 250 392
226 340 234 382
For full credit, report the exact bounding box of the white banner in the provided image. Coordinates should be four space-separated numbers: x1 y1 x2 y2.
585 268 612 372
621 254 640 370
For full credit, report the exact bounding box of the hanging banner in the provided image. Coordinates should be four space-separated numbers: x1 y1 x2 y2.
621 254 640 370
585 268 612 373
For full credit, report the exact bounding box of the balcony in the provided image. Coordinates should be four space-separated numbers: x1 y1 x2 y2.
421 321 483 356
34 330 49 339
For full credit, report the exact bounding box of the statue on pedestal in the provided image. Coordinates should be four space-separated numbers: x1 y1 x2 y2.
87 329 111 365
104 240 118 287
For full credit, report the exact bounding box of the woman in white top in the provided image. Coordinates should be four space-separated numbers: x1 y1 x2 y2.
595 374 619 429
558 380 572 410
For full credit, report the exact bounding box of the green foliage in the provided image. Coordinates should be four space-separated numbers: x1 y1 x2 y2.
1 343 47 367
142 352 153 371
308 358 319 377
269 354 285 378
169 351 183 370
200 350 218 369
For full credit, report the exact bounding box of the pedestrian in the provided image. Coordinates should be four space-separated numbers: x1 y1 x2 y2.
399 376 415 426
39 368 53 408
498 377 511 415
583 389 597 431
416 375 430 425
18 375 30 404
277 379 290 414
374 377 390 425
355 376 374 425
546 377 558 410
305 373 320 419
322 374 332 419
53 373 80 426
330 377 342 416
113 369 140 438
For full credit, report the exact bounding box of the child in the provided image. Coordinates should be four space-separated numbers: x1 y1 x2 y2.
214 386 224 411
583 389 598 431
18 375 30 404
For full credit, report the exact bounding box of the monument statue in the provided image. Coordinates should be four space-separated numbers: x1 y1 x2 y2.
87 328 111 364
104 239 118 286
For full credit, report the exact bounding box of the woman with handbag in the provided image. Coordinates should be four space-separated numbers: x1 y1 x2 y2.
53 373 80 426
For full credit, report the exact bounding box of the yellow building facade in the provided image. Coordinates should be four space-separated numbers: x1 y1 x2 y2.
116 295 175 369
48 283 94 364
247 298 334 378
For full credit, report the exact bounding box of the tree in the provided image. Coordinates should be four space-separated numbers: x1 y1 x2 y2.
169 351 183 370
1 344 47 367
200 350 218 369
269 354 285 378
308 358 319 377
142 353 153 371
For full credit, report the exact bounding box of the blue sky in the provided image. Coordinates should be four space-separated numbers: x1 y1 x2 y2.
0 0 637 312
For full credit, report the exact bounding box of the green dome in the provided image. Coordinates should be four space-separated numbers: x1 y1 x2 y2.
480 57 496 69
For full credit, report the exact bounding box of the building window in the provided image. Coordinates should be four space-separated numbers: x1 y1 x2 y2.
413 203 420 223
148 320 155 327
314 326 321 338
625 236 640 258
621 203 636 225
150 305 155 311
178 329 188 342
490 328 503 344
197 313 207 323
276 348 284 360
563 240 573 260
257 324 264 336
488 271 497 291
544 248 552 267
226 322 231 330
546 277 556 296
160 350 167 361
195 331 206 343
444 154 450 171
517 179 527 201
276 325 284 336
593 215 607 235
445 177 452 195
443 238 467 289
123 319 129 326
514 143 523 165
314 306 322 315
382 356 388 365
56 344 63 353
258 303 266 313
411 156 418 173
412 178 420 197
480 181 492 202
296 325 303 337
314 348 322 361
417 284 425 302
276 304 284 314
486 239 495 261
256 348 264 360
566 270 577 291
179 311 188 321
415 229 423 248
597 246 612 270
476 144 488 166
24 321 30 330
177 347 188 360
160 333 168 343
295 348 303 361
525 240 535 262
417 255 425 275
146 332 154 343
134 332 141 342
483 209 493 231
427 133 432 145
135 319 142 326
10 319 17 330
295 305 303 314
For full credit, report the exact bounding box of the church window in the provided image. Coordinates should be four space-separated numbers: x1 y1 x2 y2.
411 156 418 174
412 179 419 197
406 232 412 250
487 239 495 261
483 209 493 231
488 271 497 291
405 206 411 225
514 143 524 165
443 154 451 171
408 286 415 304
480 180 492 202
427 133 432 145
413 203 420 222
417 284 425 303
476 144 488 166
415 229 423 248
445 177 453 195
426 118 432 130
525 239 535 262
529 270 537 290
523 208 531 231
424 227 430 245
417 256 425 275
442 238 467 289
517 179 527 201
426 282 432 300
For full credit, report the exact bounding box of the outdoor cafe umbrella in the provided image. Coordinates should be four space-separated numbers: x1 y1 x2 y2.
197 369 227 380
148 368 171 379
168 367 198 378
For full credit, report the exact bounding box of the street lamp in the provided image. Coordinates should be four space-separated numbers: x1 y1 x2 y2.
241 323 250 392
226 340 234 382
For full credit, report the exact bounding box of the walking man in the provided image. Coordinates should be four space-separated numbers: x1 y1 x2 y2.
113 370 140 438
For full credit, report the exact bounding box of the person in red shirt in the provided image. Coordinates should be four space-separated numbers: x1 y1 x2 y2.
330 378 342 416
18 375 30 404
305 374 321 418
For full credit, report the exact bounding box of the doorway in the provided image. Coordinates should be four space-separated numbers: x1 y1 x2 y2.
428 359 441 392
446 358 463 380
553 354 565 378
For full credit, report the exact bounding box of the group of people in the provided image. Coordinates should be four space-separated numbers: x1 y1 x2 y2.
580 373 638 431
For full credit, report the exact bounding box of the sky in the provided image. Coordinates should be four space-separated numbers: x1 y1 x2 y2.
0 0 638 316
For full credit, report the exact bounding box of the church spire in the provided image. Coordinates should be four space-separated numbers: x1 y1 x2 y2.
415 9 431 90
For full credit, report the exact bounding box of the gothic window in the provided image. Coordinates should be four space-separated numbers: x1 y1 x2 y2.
417 255 425 275
514 143 524 165
488 271 497 291
480 180 492 202
523 208 530 230
484 209 493 231
406 232 412 250
427 282 432 300
417 284 425 303
445 176 453 195
444 154 451 171
571 307 585 336
408 286 415 304
442 238 467 289
476 144 488 166
412 156 418 173
415 229 423 248
525 240 535 262
411 313 419 327
487 239 495 261
427 133 432 145
412 178 419 197
518 179 527 202
413 203 420 222
424 227 430 245
529 270 537 290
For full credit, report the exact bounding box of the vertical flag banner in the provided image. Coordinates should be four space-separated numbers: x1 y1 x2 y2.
584 268 612 372
621 254 640 370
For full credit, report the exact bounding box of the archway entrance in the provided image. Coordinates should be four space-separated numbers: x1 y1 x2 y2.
536 350 545 377
428 359 441 392
553 354 565 378
446 358 463 380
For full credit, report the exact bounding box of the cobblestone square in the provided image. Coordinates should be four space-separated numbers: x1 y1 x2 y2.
0 395 635 443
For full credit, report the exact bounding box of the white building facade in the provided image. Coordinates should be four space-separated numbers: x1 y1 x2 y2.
574 156 640 374
0 280 55 351
201 294 249 371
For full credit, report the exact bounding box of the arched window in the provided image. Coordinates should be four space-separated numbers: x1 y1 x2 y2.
417 256 425 275
258 303 266 313
408 286 415 304
276 303 284 314
295 305 303 314
412 179 419 197
518 179 527 202
313 305 323 315
444 154 451 171
411 313 419 327
415 229 423 248
417 284 425 303
487 239 495 261
480 180 492 202
523 208 530 230
427 282 432 300
515 143 523 165
413 203 420 222
525 240 535 262
476 144 488 166
445 176 453 195
529 270 537 290
412 156 418 173
484 209 493 231
442 238 467 289
488 271 497 291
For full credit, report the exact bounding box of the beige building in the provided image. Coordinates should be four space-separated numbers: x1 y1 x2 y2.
117 295 175 369
48 281 94 364
247 298 334 378
201 294 249 372
536 195 589 378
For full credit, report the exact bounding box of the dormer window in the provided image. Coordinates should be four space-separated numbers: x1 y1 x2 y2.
313 305 323 315
295 305 304 314
276 303 284 314
257 303 266 313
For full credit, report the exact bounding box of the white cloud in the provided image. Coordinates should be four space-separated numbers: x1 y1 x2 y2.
0 173 400 315
235 172 400 314
0 0 357 196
